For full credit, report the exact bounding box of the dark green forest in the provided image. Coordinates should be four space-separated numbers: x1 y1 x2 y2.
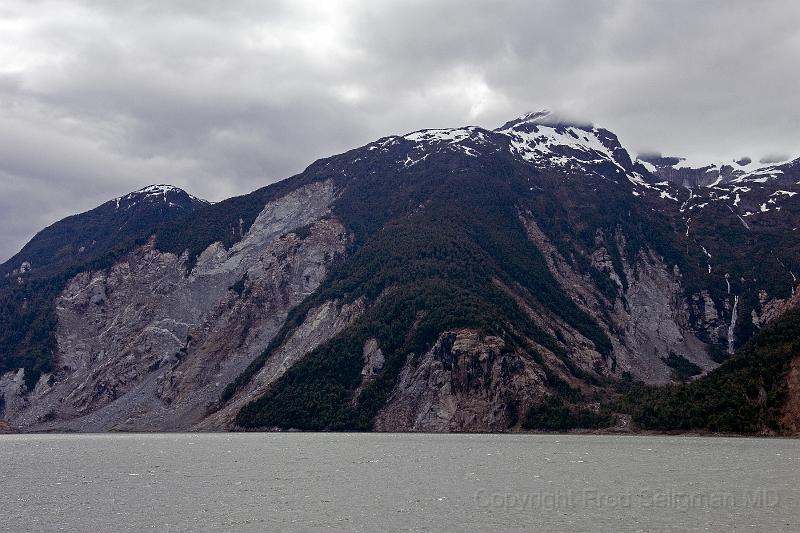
235 158 614 430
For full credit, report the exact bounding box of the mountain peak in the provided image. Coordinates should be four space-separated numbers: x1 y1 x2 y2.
135 184 186 195
496 110 551 131
114 184 208 210
2 184 209 282
513 109 553 124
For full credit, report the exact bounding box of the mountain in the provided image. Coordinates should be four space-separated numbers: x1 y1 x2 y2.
1 112 798 433
2 184 209 282
0 185 208 388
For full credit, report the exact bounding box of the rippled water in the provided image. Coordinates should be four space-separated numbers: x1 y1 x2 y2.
1 433 798 532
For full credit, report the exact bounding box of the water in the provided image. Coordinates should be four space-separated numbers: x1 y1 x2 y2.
1 433 798 532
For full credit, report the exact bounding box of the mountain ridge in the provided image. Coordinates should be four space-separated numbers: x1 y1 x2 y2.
1 111 798 433
1 184 209 282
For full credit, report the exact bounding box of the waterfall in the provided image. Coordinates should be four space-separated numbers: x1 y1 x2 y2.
727 295 739 355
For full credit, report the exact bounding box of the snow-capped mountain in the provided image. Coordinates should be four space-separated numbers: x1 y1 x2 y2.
1 111 798 434
112 184 208 211
639 152 798 186
365 109 642 180
634 151 800 232
495 110 638 175
1 184 209 282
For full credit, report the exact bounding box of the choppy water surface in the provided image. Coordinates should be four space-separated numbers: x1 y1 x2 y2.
1 433 798 532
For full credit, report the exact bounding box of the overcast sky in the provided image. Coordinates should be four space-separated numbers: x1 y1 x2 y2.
2 0 799 262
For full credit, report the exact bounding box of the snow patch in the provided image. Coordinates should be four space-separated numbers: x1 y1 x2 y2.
497 122 626 173
404 128 475 144
113 184 195 210
659 190 678 201
639 160 657 173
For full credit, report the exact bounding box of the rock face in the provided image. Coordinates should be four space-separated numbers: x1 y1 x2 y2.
752 289 800 328
7 181 348 431
619 254 714 381
197 297 366 430
361 338 385 378
521 215 713 384
375 329 545 432
0 369 27 421
352 337 385 403
689 290 738 348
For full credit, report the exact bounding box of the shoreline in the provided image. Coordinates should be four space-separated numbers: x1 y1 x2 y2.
1 426 797 439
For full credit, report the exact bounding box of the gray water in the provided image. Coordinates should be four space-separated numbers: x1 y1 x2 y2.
1 433 798 532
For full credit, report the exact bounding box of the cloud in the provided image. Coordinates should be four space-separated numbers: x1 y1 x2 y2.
1 0 799 260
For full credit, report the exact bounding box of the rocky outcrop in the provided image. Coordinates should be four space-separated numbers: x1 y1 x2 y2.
374 329 546 431
618 254 712 381
752 288 800 328
689 290 727 345
361 338 386 378
352 338 385 403
590 232 623 290
0 369 27 421
6 181 349 431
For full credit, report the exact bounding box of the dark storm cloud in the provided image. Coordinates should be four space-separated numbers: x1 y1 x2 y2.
2 0 799 261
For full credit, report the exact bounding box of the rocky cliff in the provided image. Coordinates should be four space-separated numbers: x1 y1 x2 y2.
4 181 348 430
